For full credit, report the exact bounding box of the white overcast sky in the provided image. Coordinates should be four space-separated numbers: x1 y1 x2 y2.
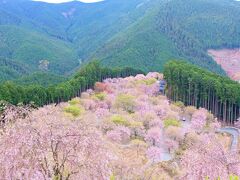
33 0 104 3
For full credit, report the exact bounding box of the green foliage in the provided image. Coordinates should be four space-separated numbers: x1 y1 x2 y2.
95 92 106 101
0 100 8 112
229 175 239 180
164 61 240 123
2 0 238 82
0 25 79 75
0 61 143 107
173 101 185 109
144 78 157 85
110 174 116 180
0 0 147 81
69 98 81 105
164 119 181 128
115 94 136 113
13 72 67 87
111 115 130 126
64 105 83 117
137 78 157 85
95 0 240 75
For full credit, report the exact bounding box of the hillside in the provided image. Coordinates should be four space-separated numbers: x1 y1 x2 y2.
93 0 240 75
0 72 239 179
1 0 240 82
209 49 240 82
0 25 79 74
0 0 149 81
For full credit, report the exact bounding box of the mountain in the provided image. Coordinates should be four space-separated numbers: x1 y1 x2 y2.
93 0 240 74
0 0 240 83
0 0 148 82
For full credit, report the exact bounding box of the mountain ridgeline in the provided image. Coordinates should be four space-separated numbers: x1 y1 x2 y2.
0 0 240 83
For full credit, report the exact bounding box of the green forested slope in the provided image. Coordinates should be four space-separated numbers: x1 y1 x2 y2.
0 0 148 82
94 0 240 75
1 0 240 83
0 25 79 74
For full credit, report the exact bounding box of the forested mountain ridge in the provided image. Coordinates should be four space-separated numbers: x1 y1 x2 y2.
94 0 240 74
0 0 149 82
1 0 240 83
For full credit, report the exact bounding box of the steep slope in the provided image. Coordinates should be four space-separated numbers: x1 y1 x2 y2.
209 49 240 82
1 0 240 82
94 0 240 75
0 0 148 81
92 1 182 72
0 25 79 74
0 57 29 82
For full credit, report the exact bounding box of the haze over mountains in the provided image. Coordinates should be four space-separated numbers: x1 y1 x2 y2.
0 0 240 84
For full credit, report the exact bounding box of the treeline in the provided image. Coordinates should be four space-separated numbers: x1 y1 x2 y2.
0 61 144 106
164 61 240 124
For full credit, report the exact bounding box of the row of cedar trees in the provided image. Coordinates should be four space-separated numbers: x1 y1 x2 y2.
164 61 240 124
0 61 143 107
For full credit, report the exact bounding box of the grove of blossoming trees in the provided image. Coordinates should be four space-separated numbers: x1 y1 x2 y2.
0 72 239 179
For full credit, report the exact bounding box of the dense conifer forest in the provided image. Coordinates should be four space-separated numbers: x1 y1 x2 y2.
164 61 240 124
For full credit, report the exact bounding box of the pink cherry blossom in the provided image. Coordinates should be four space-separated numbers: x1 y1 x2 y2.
146 146 162 163
145 127 161 146
106 126 131 143
191 108 208 131
0 110 113 179
181 134 240 179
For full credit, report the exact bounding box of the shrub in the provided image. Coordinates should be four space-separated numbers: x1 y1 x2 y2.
64 105 83 117
144 78 157 85
95 92 106 101
111 115 130 126
173 101 185 109
136 78 157 86
164 119 181 128
69 98 81 105
0 100 8 112
115 94 136 113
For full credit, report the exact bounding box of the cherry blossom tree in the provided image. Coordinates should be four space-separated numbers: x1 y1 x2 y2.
165 126 184 141
106 126 131 144
94 82 112 93
145 127 161 146
146 146 162 163
0 110 113 179
181 134 240 179
191 108 208 131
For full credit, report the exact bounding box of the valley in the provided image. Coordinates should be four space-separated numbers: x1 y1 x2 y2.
0 0 240 179
1 0 240 84
209 49 240 82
